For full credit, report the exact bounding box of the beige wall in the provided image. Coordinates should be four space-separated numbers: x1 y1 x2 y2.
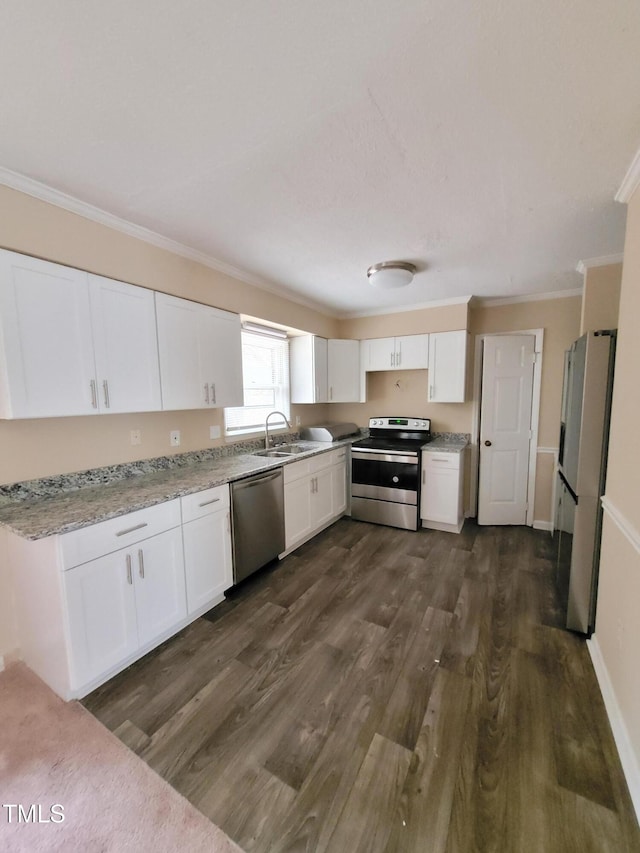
337 301 469 339
0 185 336 484
580 262 622 335
595 189 640 779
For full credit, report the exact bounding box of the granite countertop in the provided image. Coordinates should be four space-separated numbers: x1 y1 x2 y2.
423 437 469 453
0 438 357 541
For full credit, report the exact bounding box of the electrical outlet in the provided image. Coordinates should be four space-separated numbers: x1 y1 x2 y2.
130 430 141 446
209 425 221 440
170 430 181 447
295 415 301 426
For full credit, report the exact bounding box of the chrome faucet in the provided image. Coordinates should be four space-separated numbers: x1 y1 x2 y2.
265 410 292 448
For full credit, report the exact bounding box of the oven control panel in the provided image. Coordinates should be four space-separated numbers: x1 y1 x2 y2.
368 417 431 432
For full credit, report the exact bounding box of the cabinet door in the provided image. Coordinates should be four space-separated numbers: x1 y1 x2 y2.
63 550 138 690
89 275 162 413
290 335 328 403
155 293 204 410
365 337 396 371
0 250 96 418
284 476 314 549
396 335 429 370
428 331 468 403
198 306 244 408
421 462 460 524
328 340 360 402
183 508 232 614
133 528 187 648
313 468 334 529
331 460 347 516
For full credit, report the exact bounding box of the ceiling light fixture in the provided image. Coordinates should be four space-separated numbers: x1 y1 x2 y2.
367 261 417 289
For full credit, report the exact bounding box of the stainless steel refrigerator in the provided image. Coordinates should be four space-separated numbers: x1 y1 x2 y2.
555 330 616 635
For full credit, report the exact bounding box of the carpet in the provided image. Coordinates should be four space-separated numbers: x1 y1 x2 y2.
0 663 244 852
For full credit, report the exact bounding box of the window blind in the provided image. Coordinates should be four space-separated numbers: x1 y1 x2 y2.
224 330 290 434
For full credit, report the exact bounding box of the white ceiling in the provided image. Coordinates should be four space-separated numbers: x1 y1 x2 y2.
1 1 640 316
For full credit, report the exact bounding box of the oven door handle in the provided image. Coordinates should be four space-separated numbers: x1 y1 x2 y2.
351 450 418 465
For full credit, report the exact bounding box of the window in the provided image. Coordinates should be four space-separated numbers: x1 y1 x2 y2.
224 329 290 435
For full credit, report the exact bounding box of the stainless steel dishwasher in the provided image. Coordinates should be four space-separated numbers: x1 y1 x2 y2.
231 468 285 583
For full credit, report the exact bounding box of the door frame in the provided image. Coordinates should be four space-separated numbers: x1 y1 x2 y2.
470 329 544 526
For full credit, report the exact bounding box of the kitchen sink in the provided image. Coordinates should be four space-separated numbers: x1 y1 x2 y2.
252 443 309 457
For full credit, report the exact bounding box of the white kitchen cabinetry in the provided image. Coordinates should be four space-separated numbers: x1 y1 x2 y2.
291 336 361 403
181 484 232 615
420 449 465 533
9 499 191 700
290 335 328 403
428 331 468 403
198 305 244 408
283 448 348 551
63 526 185 688
363 334 429 372
61 501 186 692
327 339 361 402
0 249 96 418
88 274 162 413
155 292 243 410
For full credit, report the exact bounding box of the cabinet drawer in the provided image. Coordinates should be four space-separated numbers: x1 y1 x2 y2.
181 484 230 523
423 451 461 471
60 499 182 569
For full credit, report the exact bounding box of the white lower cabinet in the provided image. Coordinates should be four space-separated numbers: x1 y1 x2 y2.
63 526 186 689
181 485 232 615
420 450 465 533
63 548 139 689
283 448 348 551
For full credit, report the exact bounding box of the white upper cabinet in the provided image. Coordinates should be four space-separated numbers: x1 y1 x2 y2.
428 330 468 403
327 339 360 402
155 293 203 409
291 336 360 403
290 335 328 403
363 334 429 372
198 305 244 409
155 293 243 410
0 250 97 418
88 275 162 413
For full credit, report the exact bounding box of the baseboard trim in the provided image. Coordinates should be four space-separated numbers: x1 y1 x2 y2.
587 636 640 822
532 520 553 532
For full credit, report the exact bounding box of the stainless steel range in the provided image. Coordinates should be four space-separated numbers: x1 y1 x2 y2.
351 417 431 531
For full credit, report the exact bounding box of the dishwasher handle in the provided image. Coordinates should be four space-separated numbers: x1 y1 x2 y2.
234 469 282 490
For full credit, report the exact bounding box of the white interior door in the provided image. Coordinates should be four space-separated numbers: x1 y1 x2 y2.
478 335 535 525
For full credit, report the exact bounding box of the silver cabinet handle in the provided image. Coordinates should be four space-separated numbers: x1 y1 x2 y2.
204 383 210 404
126 553 133 585
116 522 148 537
429 384 434 399
103 379 110 409
397 347 401 367
198 497 221 507
390 352 394 367
90 380 98 409
226 511 230 533
211 383 216 405
422 470 425 485
329 386 333 401
138 548 145 579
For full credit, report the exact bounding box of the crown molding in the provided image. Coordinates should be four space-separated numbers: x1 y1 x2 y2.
338 295 473 320
0 166 334 317
576 254 624 275
476 288 583 308
615 145 640 203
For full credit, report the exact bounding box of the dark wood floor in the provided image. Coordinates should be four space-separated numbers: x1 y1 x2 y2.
84 520 640 853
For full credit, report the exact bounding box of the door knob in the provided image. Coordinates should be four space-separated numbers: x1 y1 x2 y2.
484 440 492 446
